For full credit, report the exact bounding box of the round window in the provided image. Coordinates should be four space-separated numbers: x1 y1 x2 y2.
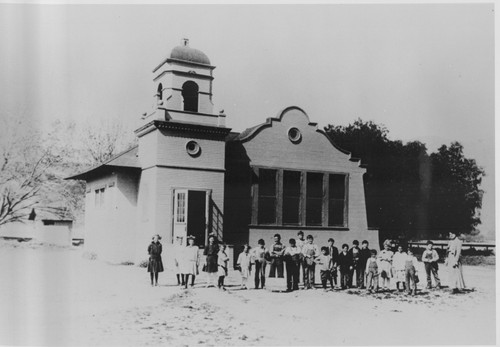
288 127 302 144
186 140 201 157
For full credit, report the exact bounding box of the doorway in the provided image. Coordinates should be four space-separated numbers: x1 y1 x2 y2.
172 189 209 246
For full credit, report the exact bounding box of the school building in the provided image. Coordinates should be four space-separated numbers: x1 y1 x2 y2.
68 39 379 263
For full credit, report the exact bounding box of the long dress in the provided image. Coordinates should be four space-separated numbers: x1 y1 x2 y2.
180 245 199 275
203 243 219 273
147 241 164 273
447 237 466 290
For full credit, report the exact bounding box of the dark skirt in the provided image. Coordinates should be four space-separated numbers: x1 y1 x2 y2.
147 256 164 273
206 255 218 273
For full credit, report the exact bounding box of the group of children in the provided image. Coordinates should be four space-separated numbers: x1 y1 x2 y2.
235 232 442 295
147 232 443 295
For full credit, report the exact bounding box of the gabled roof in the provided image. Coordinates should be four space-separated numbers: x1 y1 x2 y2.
65 146 140 181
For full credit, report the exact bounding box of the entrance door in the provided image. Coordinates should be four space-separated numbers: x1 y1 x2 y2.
187 190 207 245
173 189 188 245
173 189 210 246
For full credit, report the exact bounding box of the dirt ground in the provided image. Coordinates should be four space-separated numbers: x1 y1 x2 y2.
0 241 496 346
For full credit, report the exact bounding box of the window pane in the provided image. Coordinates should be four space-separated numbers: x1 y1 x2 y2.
306 173 323 226
329 174 346 226
306 198 322 226
329 174 345 199
258 169 277 224
307 172 323 198
283 171 301 224
259 169 277 197
258 197 276 224
329 200 345 226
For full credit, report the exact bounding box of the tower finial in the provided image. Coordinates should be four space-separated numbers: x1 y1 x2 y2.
182 38 189 46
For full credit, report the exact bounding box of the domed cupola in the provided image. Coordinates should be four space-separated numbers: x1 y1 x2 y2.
169 39 211 66
147 38 224 127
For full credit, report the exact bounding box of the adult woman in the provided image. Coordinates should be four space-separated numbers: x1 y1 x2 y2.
180 235 200 289
203 235 219 287
147 234 164 286
447 231 466 293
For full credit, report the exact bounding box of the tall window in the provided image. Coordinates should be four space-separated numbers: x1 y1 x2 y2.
329 174 346 226
95 188 105 207
283 171 301 225
257 169 277 224
306 172 323 226
182 81 199 112
254 168 348 228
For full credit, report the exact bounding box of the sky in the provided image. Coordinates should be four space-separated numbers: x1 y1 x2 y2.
0 3 495 239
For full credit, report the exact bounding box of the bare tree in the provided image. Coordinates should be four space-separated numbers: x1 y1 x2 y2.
0 118 64 225
80 119 137 165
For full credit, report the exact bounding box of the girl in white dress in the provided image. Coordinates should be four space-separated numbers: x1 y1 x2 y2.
378 240 394 291
180 235 199 289
392 245 407 292
237 244 252 289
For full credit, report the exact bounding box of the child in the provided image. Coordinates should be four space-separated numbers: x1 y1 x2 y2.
147 234 164 286
378 240 394 291
296 231 306 285
337 244 353 289
348 240 361 287
358 240 371 289
327 238 339 287
392 245 407 292
315 246 333 291
173 236 184 286
284 238 301 292
269 234 286 278
237 244 252 289
217 244 230 290
301 235 319 289
405 248 419 296
180 235 199 289
365 249 380 293
252 239 267 289
422 240 441 289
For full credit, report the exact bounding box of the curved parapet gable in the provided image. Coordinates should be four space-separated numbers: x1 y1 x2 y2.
234 106 364 172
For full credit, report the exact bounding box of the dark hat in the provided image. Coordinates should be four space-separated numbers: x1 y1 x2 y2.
152 234 162 240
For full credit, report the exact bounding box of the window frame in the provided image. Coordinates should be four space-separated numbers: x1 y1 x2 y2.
251 166 349 229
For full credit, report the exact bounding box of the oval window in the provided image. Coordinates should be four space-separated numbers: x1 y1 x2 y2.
288 127 302 144
186 140 201 157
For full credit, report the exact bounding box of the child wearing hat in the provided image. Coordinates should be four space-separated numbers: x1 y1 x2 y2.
147 234 164 286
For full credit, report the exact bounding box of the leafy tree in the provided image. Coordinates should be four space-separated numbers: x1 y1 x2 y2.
427 142 484 238
325 119 484 242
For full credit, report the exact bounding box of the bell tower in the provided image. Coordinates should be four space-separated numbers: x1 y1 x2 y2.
142 38 225 127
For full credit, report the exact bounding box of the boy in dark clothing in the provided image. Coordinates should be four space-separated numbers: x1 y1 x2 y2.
348 240 361 287
338 244 353 289
284 238 301 291
327 238 339 287
358 240 371 289
269 234 285 278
